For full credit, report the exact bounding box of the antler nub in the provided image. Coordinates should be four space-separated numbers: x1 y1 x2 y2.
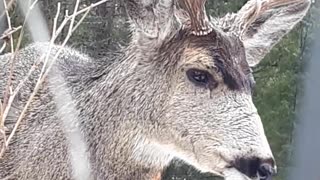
178 0 213 36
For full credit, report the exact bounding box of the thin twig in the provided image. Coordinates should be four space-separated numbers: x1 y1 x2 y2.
15 0 39 53
0 0 50 156
4 0 103 149
0 0 16 18
0 63 39 132
4 56 46 147
72 7 91 33
68 0 80 36
71 0 108 17
0 26 22 40
0 129 6 158
51 2 60 41
0 0 40 157
55 0 109 37
0 0 14 150
1 0 15 112
0 42 6 53
4 1 62 147
2 0 14 54
29 0 38 9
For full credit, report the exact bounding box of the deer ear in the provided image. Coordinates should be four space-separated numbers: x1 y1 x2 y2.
125 0 176 40
235 0 311 67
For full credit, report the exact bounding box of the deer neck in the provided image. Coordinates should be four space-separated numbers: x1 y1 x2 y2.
72 49 172 179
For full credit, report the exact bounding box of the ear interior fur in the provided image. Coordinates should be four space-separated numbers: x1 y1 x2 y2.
216 0 311 67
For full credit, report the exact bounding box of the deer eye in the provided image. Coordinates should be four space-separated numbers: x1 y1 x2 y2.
186 68 212 87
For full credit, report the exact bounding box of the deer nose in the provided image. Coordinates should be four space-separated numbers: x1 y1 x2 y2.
233 157 276 179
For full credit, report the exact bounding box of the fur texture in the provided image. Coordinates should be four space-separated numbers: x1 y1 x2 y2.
0 0 310 179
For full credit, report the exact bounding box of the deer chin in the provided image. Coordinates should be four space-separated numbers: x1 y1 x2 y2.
222 167 266 180
222 168 252 180
183 155 252 180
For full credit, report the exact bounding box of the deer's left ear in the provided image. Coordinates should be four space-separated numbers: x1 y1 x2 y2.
234 0 311 67
125 0 176 41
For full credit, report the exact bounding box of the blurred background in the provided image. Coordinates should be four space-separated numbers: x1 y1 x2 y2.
0 0 319 179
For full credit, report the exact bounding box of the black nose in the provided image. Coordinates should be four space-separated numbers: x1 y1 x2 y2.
233 157 276 179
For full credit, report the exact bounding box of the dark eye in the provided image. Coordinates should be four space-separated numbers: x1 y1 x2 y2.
186 68 212 87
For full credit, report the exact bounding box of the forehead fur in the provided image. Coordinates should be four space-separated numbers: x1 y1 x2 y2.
163 29 251 91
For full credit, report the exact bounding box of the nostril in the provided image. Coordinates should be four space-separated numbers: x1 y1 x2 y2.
232 157 276 179
258 163 276 180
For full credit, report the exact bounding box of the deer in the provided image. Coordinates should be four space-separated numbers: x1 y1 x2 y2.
0 0 310 179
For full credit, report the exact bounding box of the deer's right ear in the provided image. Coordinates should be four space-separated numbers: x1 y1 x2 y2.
125 0 176 41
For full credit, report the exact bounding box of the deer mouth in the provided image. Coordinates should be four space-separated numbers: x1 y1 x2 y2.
219 155 276 180
222 166 274 180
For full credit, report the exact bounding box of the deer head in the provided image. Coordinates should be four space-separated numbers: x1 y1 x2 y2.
127 0 310 179
124 0 310 179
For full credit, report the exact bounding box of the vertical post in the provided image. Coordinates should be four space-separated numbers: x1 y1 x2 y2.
289 21 320 180
17 0 50 42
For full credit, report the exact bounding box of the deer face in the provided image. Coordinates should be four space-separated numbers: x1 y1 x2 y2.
126 0 310 179
160 31 275 180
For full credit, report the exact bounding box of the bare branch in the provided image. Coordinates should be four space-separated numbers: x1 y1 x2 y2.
4 1 63 147
0 0 40 157
0 26 22 40
0 0 15 150
3 0 108 153
2 0 14 53
0 41 6 53
55 0 109 37
15 0 39 52
0 0 16 18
